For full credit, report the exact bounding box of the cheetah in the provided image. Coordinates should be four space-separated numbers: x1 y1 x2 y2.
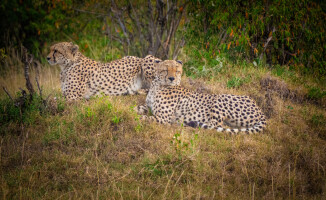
47 42 160 100
138 60 267 134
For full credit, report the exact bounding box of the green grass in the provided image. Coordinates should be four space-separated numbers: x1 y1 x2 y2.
307 87 326 100
0 44 326 199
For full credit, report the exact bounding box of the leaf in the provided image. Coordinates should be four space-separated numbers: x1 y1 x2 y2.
247 39 252 47
227 42 231 50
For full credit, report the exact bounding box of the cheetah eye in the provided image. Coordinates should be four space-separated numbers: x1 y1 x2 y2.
54 50 57 54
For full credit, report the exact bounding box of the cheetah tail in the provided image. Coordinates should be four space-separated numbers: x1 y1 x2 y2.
223 119 267 135
185 119 267 135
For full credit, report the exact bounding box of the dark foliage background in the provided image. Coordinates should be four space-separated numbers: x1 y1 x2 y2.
0 0 325 75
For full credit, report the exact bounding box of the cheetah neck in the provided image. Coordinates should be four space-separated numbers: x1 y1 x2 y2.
58 52 85 70
73 52 87 64
146 78 164 110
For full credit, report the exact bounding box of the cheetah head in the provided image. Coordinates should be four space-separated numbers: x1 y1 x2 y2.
154 60 183 86
47 42 79 67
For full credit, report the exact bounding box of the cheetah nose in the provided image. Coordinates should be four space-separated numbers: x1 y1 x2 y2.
47 57 51 61
168 77 175 81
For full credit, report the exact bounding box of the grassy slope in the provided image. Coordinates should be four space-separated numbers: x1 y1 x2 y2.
0 48 326 199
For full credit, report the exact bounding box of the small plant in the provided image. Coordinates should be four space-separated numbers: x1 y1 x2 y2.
144 159 172 178
43 120 61 145
0 92 46 128
286 105 294 110
111 115 121 124
307 87 326 100
273 65 285 77
184 49 224 78
43 129 61 145
171 125 198 156
0 97 21 126
56 96 66 113
227 76 244 89
107 102 113 111
129 104 143 132
85 107 94 118
310 114 325 126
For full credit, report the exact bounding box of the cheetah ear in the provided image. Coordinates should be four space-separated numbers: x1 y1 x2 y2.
71 44 79 54
176 60 183 65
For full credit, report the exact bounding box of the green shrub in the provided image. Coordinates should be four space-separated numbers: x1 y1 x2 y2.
227 76 244 89
307 87 326 100
184 49 224 78
186 0 326 76
0 93 45 129
0 0 75 55
310 114 325 126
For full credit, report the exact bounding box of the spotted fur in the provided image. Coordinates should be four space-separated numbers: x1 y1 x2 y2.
138 60 267 134
47 42 160 100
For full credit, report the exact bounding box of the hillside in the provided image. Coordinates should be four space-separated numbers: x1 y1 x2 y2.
0 47 325 199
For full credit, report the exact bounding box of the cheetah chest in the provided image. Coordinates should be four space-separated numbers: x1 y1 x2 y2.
130 74 142 93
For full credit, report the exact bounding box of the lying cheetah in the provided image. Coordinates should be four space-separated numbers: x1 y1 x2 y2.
138 60 267 134
47 42 160 100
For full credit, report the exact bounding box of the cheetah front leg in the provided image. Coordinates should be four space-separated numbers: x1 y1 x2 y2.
137 89 149 95
135 105 149 115
136 106 170 124
139 114 167 124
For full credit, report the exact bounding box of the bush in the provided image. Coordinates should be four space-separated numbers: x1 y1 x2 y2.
186 0 326 76
0 93 45 134
0 0 76 55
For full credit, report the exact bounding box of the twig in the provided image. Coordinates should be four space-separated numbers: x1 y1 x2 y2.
34 61 42 98
22 46 34 95
72 8 107 16
147 0 155 55
111 0 131 46
2 86 14 103
260 27 276 60
173 38 185 60
127 0 145 55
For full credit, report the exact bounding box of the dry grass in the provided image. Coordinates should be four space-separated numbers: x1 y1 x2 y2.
0 47 61 98
0 50 326 199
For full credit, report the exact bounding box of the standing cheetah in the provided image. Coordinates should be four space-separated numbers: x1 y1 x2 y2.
47 42 160 100
138 60 267 134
